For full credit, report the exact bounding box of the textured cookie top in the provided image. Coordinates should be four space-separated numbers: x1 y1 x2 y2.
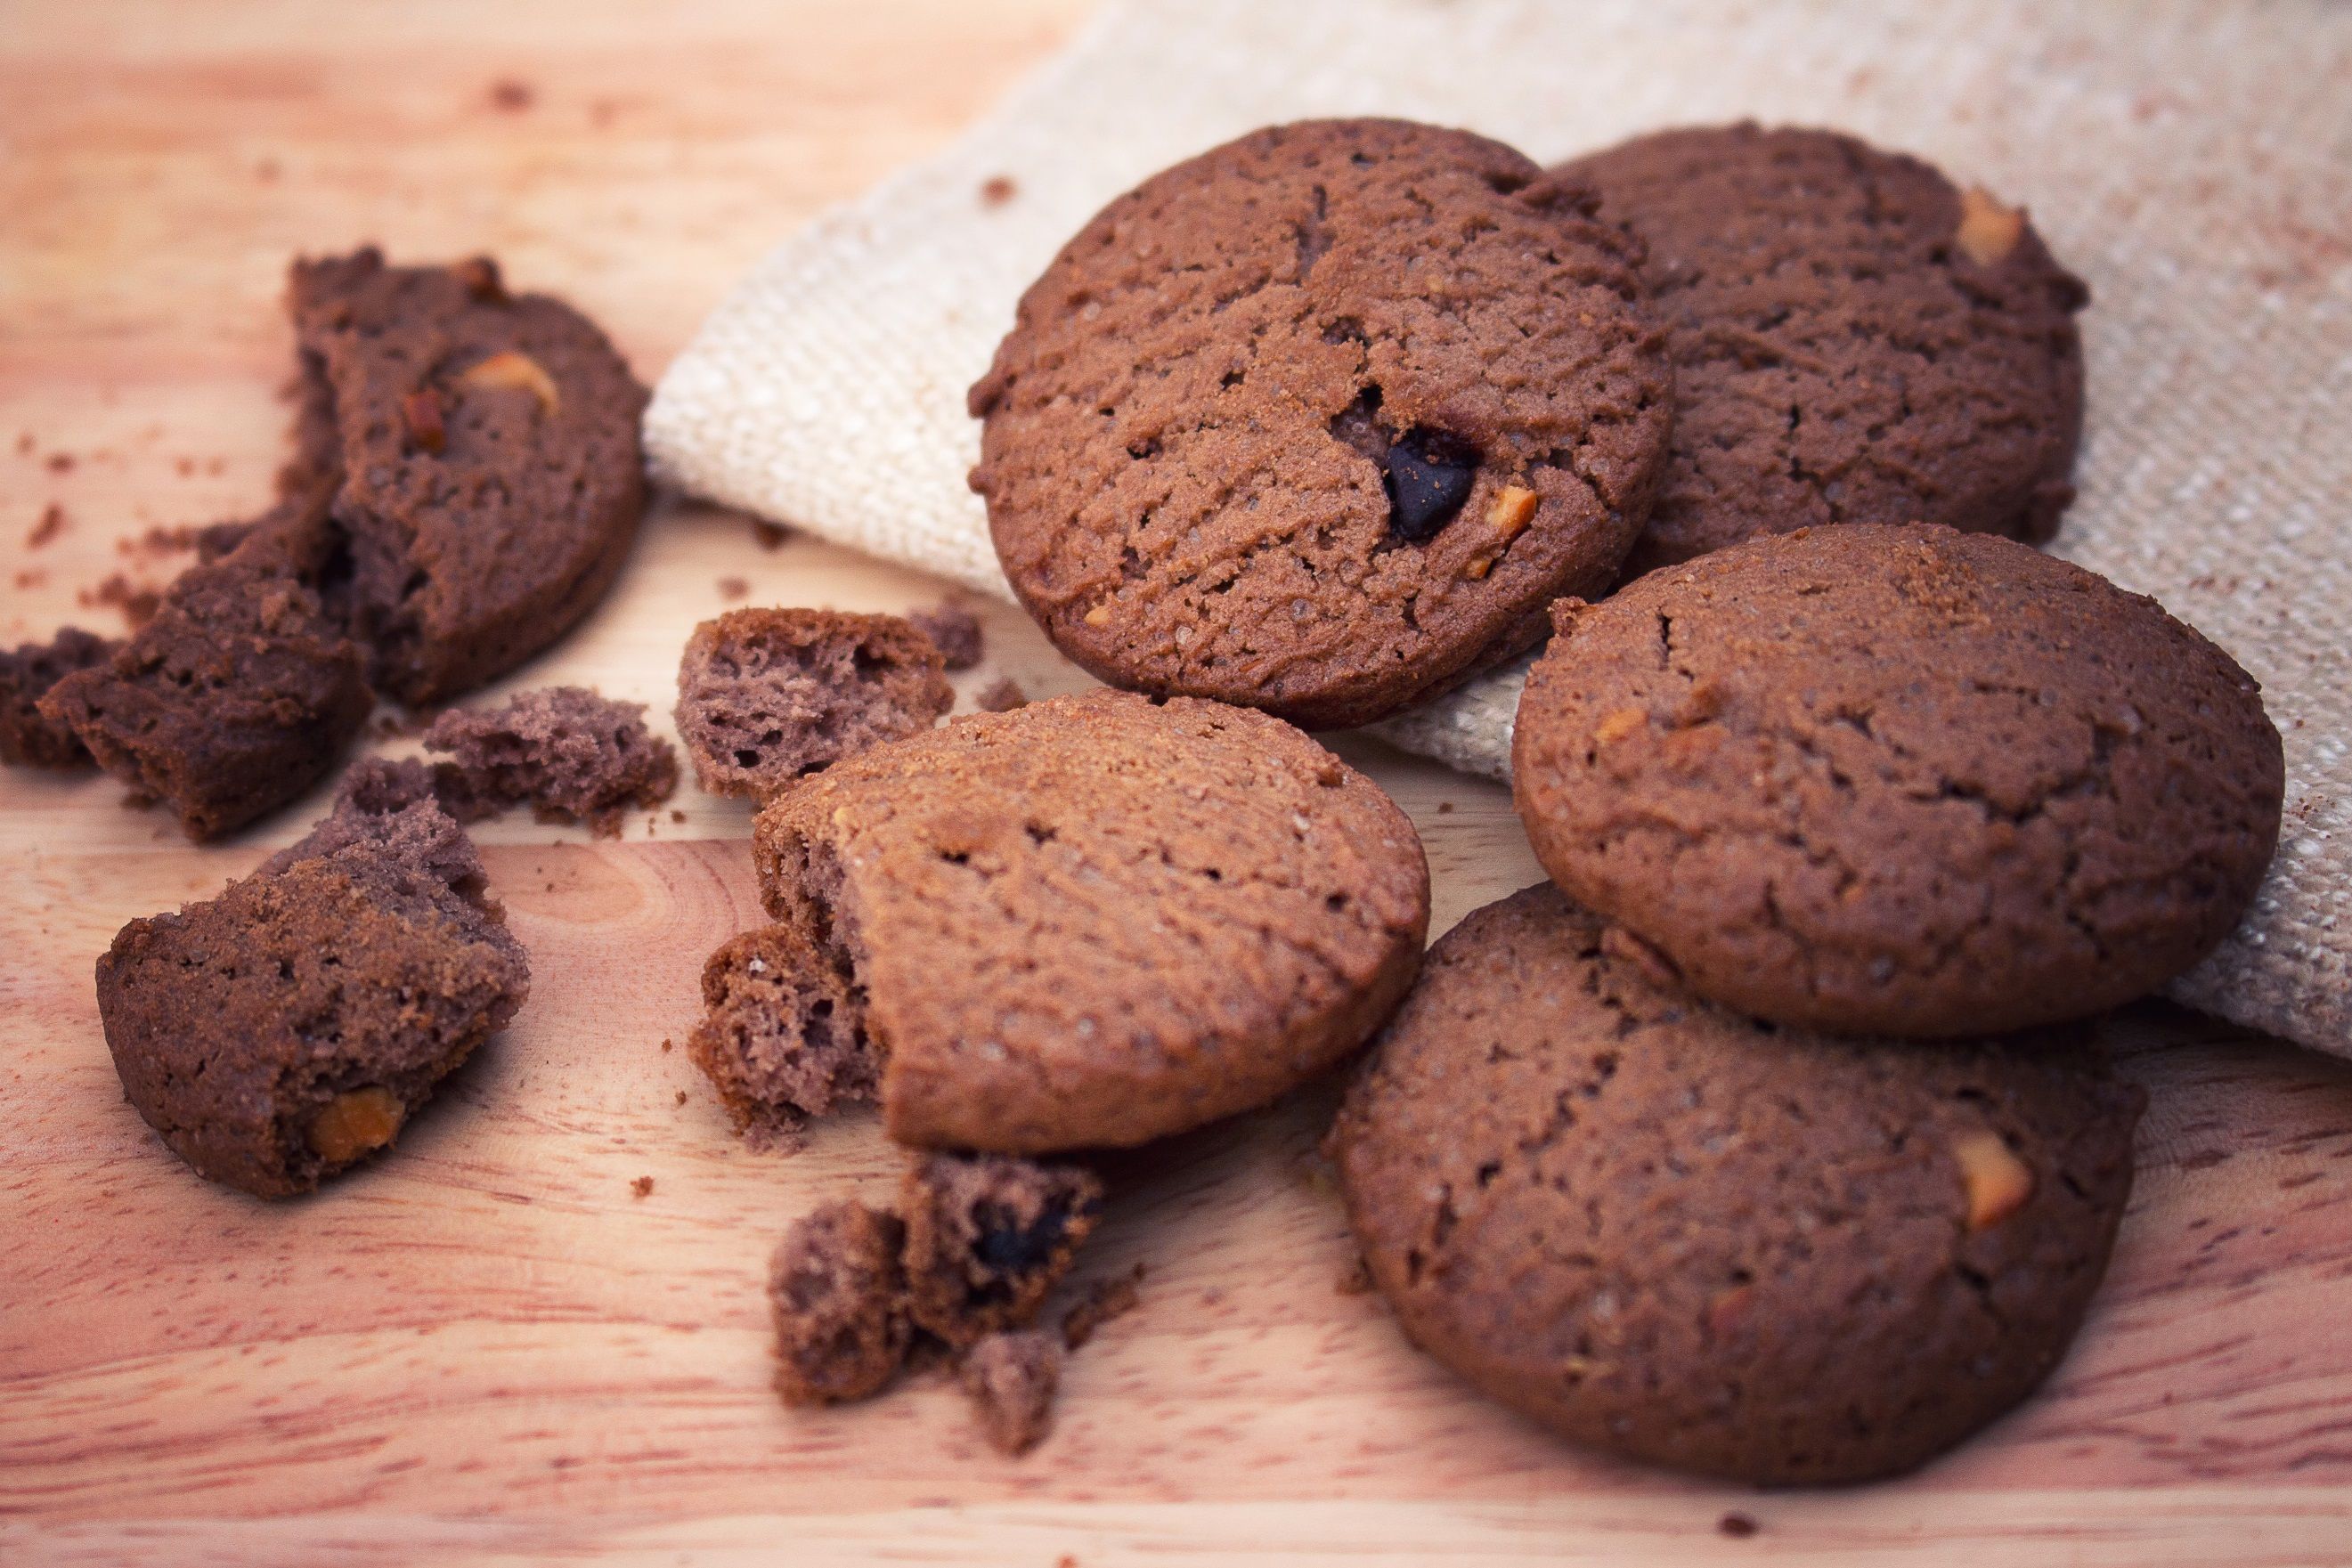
1332 883 2142 1485
753 690 1429 1150
1556 124 2088 577
971 118 1672 729
1512 524 2283 1036
291 248 648 703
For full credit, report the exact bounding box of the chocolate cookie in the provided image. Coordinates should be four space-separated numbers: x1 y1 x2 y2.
769 1200 913 1405
290 249 647 703
1331 884 2143 1484
41 508 373 840
901 1153 1103 1349
0 626 116 767
970 118 1672 729
423 686 677 835
672 608 952 798
746 691 1429 1151
689 922 873 1142
97 783 528 1197
1512 524 2283 1036
1554 124 2088 577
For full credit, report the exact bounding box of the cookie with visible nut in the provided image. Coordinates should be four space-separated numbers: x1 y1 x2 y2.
96 780 528 1197
1510 523 2284 1036
749 690 1428 1152
290 248 648 703
970 118 1672 729
1331 883 2143 1485
1552 124 2088 576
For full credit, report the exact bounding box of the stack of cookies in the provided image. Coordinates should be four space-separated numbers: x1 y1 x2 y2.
948 118 2285 1480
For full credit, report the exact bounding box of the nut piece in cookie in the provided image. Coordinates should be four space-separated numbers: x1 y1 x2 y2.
970 118 1672 729
95 786 528 1197
0 626 117 767
40 510 371 841
961 1329 1063 1456
423 686 678 837
1511 524 2284 1037
672 607 952 799
1554 124 2088 574
752 691 1429 1152
902 1153 1103 1349
289 248 648 703
688 924 874 1142
1331 883 2144 1485
769 1200 914 1405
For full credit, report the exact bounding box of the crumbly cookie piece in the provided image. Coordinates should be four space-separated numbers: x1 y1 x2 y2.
752 691 1428 1152
901 1154 1103 1348
960 1330 1062 1456
1555 124 2088 576
1331 883 2144 1484
1511 524 2283 1036
972 676 1027 713
673 608 952 799
423 686 677 835
769 1201 914 1405
0 626 116 766
688 924 874 1142
96 790 528 1197
906 604 983 670
40 508 372 840
290 249 647 703
970 118 1672 729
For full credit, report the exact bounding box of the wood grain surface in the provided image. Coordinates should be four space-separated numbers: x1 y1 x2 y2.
4 3 2350 1563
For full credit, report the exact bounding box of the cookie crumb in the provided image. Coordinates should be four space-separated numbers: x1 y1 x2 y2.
78 573 164 629
669 809 685 823
904 1154 1103 1347
674 1089 688 1105
45 452 73 473
1436 800 1455 815
673 608 951 798
961 1329 1062 1456
1718 1512 1760 1539
487 77 534 112
660 1038 673 1052
27 504 67 548
631 1175 654 1198
973 676 1028 712
980 175 1020 207
716 575 749 602
750 520 791 551
424 686 679 837
907 604 983 670
1062 1262 1146 1349
769 1201 913 1405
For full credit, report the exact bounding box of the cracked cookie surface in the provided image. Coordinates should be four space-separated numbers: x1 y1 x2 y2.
751 689 1429 1151
1555 123 2088 579
970 118 1672 730
1511 524 2283 1036
1331 882 2143 1484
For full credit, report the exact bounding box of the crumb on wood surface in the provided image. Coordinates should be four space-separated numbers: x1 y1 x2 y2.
631 1176 654 1198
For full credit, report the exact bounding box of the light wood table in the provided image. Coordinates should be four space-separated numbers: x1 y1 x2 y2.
4 3 2349 1562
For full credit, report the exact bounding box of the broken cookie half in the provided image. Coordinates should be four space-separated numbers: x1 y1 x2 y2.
96 774 529 1197
689 689 1428 1153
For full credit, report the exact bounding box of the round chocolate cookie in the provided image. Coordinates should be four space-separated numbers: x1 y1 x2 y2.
970 118 1672 730
750 690 1430 1151
1511 524 2283 1036
1552 124 2088 578
1332 884 2143 1485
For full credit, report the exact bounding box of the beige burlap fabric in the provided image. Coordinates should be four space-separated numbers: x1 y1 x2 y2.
645 0 2350 1056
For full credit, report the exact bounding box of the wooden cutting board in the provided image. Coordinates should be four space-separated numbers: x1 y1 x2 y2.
4 3 2349 1562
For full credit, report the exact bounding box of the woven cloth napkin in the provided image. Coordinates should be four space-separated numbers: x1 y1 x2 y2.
646 0 2350 1057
